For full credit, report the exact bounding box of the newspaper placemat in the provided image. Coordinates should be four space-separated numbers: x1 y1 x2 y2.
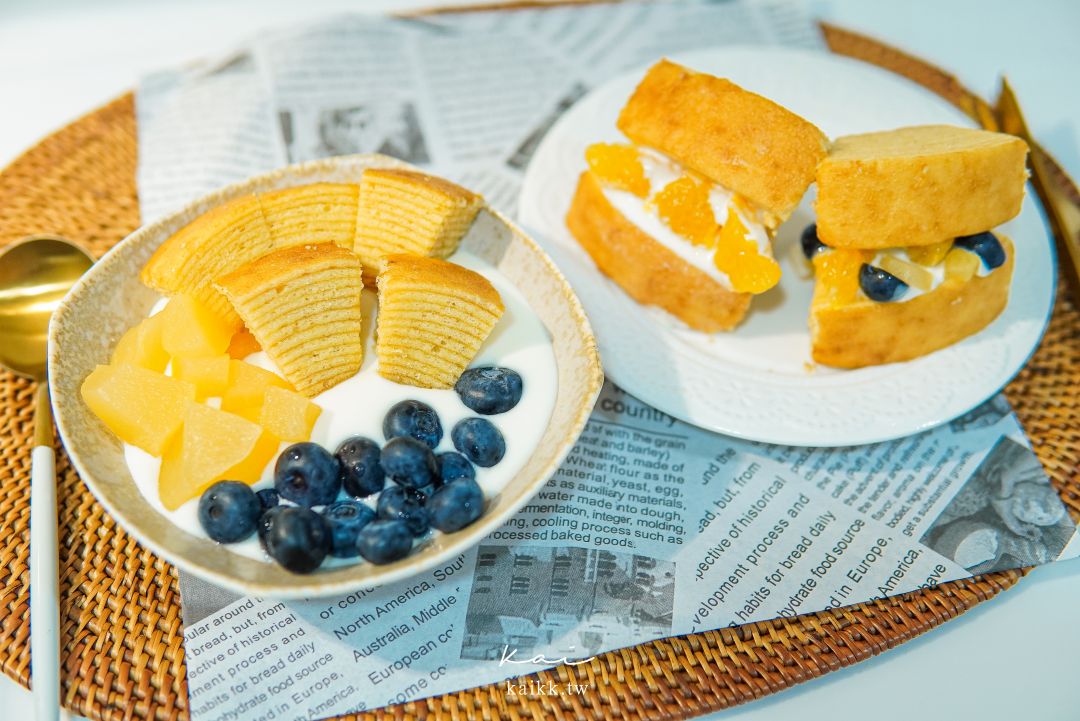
127 2 1080 720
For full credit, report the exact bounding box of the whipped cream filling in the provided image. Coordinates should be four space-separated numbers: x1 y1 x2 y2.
123 250 558 566
867 245 992 303
598 147 773 293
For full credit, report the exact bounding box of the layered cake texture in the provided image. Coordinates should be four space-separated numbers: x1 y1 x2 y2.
215 243 364 396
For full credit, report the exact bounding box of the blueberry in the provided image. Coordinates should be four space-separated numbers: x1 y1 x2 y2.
437 451 476 484
262 506 331 574
257 505 287 554
383 400 442 448
380 436 438 489
454 367 524 415
800 223 827 260
954 231 1006 270
322 500 376 558
451 418 506 467
198 481 261 543
336 436 385 498
428 479 485 533
356 519 414 564
377 485 431 537
859 263 908 302
256 488 280 511
274 442 342 507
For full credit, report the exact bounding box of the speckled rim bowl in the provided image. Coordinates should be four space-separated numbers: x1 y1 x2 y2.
49 154 603 599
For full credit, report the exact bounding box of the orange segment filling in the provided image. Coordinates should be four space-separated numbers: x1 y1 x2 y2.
585 142 781 295
813 249 870 305
585 143 649 198
652 176 718 247
713 212 781 294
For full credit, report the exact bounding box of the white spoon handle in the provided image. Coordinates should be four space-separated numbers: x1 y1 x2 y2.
31 443 60 721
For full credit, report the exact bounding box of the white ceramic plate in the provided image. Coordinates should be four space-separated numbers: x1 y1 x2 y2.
519 47 1056 447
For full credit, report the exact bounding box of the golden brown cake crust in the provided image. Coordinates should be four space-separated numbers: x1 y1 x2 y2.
215 242 359 295
810 237 1015 368
566 171 751 333
815 125 1029 248
616 59 828 225
378 254 503 311
362 168 481 204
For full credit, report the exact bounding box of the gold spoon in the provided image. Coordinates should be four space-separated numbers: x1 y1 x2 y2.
0 236 93 721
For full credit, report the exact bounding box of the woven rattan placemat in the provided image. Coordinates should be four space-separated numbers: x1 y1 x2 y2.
1 18 1078 721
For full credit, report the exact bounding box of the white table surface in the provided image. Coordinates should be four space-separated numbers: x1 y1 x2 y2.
2 1 1078 720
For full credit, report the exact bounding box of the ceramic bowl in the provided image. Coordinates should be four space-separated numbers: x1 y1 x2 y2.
49 154 603 599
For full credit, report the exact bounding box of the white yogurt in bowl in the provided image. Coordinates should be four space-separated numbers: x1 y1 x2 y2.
123 249 558 566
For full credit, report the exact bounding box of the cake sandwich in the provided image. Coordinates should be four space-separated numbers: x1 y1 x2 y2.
807 125 1029 368
566 59 828 331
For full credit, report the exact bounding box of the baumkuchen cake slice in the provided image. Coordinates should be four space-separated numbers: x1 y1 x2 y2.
355 168 483 283
258 182 360 250
214 243 364 397
375 254 504 389
141 194 273 329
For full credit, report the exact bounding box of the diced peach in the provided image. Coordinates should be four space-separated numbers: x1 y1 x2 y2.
221 359 294 422
158 402 280 510
160 295 233 359
81 364 195 454
227 329 262 359
172 354 231 400
945 247 981 283
259 386 322 442
110 313 170 372
907 240 953 267
878 255 934 291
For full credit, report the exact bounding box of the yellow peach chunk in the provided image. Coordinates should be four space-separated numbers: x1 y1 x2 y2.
81 364 195 455
878 255 934 291
906 240 953 266
160 295 233 359
110 312 170 372
158 402 279 510
221 359 294 423
259 386 322 442
227 329 261 359
945 247 981 283
172 354 231 401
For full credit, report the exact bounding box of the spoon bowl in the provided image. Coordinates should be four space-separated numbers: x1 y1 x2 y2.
0 236 94 380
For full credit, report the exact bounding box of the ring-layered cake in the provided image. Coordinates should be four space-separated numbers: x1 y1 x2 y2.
141 174 482 326
215 243 364 397
566 59 828 331
376 254 504 389
356 168 483 284
807 125 1029 368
